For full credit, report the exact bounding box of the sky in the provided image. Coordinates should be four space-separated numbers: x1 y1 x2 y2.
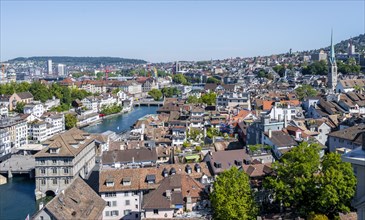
1 0 364 63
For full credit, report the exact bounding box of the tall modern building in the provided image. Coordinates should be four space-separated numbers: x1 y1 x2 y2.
47 60 53 75
57 64 66 76
327 30 337 91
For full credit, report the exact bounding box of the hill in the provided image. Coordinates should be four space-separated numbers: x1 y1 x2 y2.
327 33 365 54
8 56 147 65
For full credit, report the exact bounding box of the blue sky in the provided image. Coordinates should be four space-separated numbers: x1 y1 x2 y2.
1 1 364 62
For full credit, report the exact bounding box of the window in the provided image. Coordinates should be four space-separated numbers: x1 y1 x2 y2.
40 160 45 165
153 209 159 215
133 191 138 196
40 169 45 174
125 200 130 206
105 192 116 197
52 168 57 174
105 211 110 217
41 179 46 185
65 179 69 184
111 211 119 216
52 179 57 185
124 191 129 196
135 204 138 209
52 160 57 165
64 168 69 174
124 210 131 215
63 159 69 164
107 201 117 207
40 217 44 220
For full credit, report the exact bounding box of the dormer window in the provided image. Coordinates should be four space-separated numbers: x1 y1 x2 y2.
195 164 201 173
106 179 114 187
50 148 60 154
162 168 168 177
235 160 243 166
214 162 222 168
170 168 176 175
122 177 131 186
185 165 192 174
146 175 156 184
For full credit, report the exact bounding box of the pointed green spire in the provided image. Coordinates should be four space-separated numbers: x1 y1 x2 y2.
330 29 336 64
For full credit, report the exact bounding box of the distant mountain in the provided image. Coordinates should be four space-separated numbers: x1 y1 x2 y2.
8 56 147 65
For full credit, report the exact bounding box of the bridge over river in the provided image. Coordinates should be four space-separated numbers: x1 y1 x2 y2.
0 155 35 178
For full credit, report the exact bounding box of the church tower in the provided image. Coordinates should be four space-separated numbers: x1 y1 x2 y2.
327 29 338 91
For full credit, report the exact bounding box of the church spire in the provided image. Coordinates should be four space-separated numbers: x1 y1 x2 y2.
329 29 336 64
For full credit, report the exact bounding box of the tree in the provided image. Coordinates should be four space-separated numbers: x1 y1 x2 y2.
71 88 91 100
302 60 327 75
187 95 200 104
29 81 51 103
257 69 266 78
188 128 201 142
14 102 25 113
112 88 120 94
315 153 356 217
100 104 122 115
337 59 361 74
206 127 220 138
172 74 189 85
148 89 163 101
264 142 356 217
161 87 180 98
210 166 258 220
353 84 364 93
65 113 77 130
295 84 317 100
201 92 216 105
195 146 202 152
207 77 221 84
273 65 285 77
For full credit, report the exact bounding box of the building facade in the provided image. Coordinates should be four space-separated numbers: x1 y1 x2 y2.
34 128 97 200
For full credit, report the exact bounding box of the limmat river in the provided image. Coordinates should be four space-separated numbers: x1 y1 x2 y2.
0 106 158 219
82 106 159 134
0 176 36 220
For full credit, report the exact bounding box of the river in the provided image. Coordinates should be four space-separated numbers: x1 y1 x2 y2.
82 106 159 133
0 106 158 219
0 176 36 220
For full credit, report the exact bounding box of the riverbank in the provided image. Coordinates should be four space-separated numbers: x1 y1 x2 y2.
82 106 159 134
78 107 133 129
100 107 133 120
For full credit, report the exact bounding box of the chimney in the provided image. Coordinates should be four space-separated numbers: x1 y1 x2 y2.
141 124 145 141
268 129 272 138
284 115 288 128
39 202 44 210
362 132 365 151
166 190 171 200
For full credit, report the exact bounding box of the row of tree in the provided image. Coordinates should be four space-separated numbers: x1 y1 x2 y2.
187 92 217 105
0 81 92 111
210 142 356 219
301 59 361 75
100 103 123 115
148 87 182 101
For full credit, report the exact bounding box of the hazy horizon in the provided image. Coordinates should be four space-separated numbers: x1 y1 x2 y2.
1 1 364 63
